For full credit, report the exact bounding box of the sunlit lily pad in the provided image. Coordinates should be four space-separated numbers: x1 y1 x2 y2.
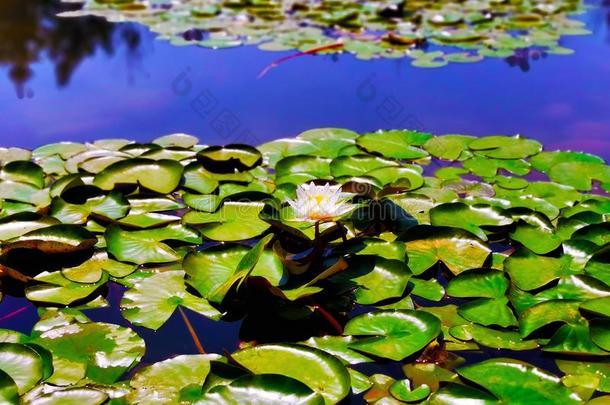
404 228 491 275
344 310 441 361
105 224 200 264
121 270 221 330
34 320 145 385
198 374 325 405
129 354 219 404
231 344 350 404
457 358 582 404
183 201 270 241
93 158 183 194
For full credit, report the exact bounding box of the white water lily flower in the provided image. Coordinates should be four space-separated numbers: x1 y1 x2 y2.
287 182 356 222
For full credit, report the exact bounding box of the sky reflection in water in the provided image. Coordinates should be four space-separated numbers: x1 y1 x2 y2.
0 0 608 159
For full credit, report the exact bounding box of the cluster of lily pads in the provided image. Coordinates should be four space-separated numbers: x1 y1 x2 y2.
59 0 592 68
0 128 609 404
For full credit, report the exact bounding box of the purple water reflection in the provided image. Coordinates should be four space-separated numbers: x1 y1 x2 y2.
0 1 609 158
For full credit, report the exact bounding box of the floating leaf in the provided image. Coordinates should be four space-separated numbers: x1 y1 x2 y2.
93 158 183 193
198 144 262 173
183 201 270 242
129 354 219 404
121 270 221 330
199 374 324 405
0 343 45 395
231 344 350 404
457 358 582 404
183 243 285 300
430 202 513 240
34 320 145 385
344 310 441 361
404 228 491 275
105 224 200 264
356 130 431 160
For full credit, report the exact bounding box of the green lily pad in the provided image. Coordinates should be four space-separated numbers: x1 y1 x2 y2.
183 201 270 241
447 271 517 327
153 133 199 148
423 135 475 160
105 224 200 264
468 135 542 159
464 156 530 177
429 383 497 405
404 228 491 275
548 161 610 191
25 270 107 305
530 151 605 173
198 144 262 173
0 369 18 404
183 243 285 299
344 310 441 361
301 336 372 365
430 202 513 240
330 255 411 305
450 323 538 350
23 386 108 404
556 359 610 393
258 139 319 166
504 248 579 291
198 374 325 405
274 156 332 185
457 358 582 404
34 320 145 385
510 214 563 254
129 354 219 404
329 155 397 178
93 158 183 193
0 213 59 241
231 344 350 404
121 270 221 330
0 343 45 395
356 130 431 160
390 379 431 402
2 224 96 254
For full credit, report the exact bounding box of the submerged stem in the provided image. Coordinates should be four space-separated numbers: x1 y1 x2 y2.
178 307 205 354
314 305 344 335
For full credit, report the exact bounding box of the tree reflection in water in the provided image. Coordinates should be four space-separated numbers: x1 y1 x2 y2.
0 0 141 98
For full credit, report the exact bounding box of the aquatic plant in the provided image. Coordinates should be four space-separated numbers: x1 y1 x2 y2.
59 0 592 68
0 128 609 403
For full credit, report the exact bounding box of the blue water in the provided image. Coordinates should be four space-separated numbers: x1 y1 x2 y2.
1 0 610 159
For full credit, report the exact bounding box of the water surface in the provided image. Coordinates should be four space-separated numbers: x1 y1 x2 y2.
0 0 609 159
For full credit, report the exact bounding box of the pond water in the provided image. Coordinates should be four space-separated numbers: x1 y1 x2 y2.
1 0 610 403
1 0 610 158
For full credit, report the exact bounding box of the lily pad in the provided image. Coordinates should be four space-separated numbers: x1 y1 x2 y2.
121 270 221 330
457 358 582 404
198 374 324 405
93 158 183 193
231 344 350 404
129 354 219 404
404 228 491 275
183 201 270 241
344 310 441 361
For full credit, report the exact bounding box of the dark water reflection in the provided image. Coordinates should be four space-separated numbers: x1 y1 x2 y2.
0 0 143 98
0 0 608 158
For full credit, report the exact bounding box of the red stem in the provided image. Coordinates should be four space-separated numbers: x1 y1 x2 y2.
0 306 29 323
258 43 344 79
314 305 343 334
178 307 206 354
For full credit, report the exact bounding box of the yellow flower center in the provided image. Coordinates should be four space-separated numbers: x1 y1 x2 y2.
312 194 327 205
